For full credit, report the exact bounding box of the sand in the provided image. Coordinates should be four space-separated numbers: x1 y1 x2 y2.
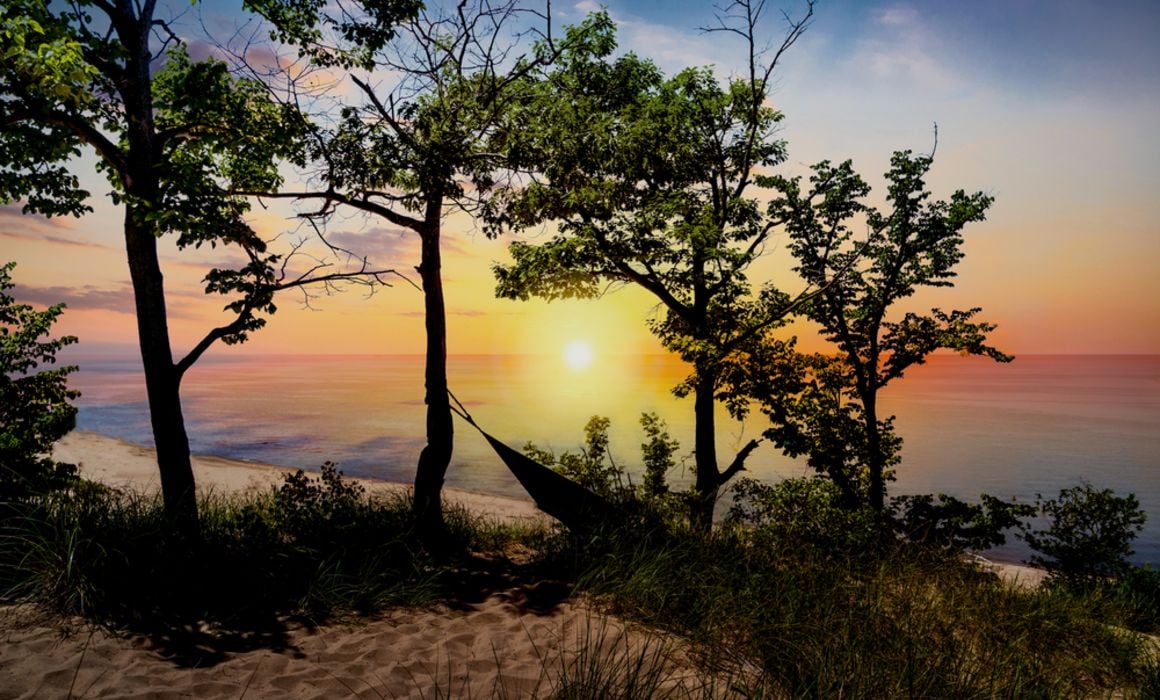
51 431 546 526
0 598 712 699
0 433 714 698
0 432 1046 697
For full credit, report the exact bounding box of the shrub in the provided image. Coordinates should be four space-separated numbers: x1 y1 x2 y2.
728 476 886 554
1022 483 1146 584
0 261 79 499
891 493 1034 551
523 413 686 513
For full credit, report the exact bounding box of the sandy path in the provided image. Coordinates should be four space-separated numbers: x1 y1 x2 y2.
0 597 708 700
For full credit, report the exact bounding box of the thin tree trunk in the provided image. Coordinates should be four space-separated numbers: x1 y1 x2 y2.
691 371 719 529
108 7 198 537
412 221 453 534
124 211 199 535
864 391 885 512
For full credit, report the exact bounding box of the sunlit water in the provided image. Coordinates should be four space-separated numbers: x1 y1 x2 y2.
64 351 1160 564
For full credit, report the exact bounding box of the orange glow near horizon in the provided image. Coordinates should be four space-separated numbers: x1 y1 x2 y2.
4 5 1159 360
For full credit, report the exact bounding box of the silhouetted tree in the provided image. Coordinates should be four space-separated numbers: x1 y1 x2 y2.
489 1 815 526
765 150 1011 511
0 0 393 534
1023 484 1146 584
0 262 79 499
245 0 595 533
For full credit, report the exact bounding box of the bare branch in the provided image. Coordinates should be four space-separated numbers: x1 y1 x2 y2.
718 438 761 486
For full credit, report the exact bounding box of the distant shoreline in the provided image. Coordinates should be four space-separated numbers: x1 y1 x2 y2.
52 430 1048 587
52 431 545 526
59 346 1160 362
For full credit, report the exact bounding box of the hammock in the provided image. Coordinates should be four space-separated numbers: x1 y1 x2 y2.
448 392 618 531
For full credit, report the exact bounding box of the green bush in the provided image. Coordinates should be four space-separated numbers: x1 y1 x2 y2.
0 261 79 499
1022 483 1146 584
891 492 1034 551
0 466 470 626
728 476 886 554
523 414 689 520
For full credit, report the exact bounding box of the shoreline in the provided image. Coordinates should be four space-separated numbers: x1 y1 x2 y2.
52 431 546 525
52 430 1047 586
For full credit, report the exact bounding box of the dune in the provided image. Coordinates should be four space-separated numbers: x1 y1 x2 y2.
0 432 1048 698
0 433 717 699
0 597 714 699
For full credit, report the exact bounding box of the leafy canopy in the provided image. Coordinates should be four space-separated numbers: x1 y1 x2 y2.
756 151 1011 507
491 16 799 411
0 0 313 350
0 262 79 498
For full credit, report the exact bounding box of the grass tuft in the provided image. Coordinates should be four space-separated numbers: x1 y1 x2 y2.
1 474 1156 697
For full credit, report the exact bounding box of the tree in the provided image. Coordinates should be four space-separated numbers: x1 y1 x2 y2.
1023 483 1146 584
245 0 593 532
489 1 814 525
0 1 394 533
0 262 80 499
766 149 1011 511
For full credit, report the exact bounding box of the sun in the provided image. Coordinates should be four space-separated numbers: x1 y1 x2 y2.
564 341 594 370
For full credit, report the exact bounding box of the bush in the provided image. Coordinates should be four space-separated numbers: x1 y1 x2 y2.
523 413 688 517
891 493 1034 552
1022 483 1146 584
0 466 460 626
728 477 886 554
0 261 79 499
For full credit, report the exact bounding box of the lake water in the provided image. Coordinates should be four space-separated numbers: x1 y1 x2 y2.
64 351 1160 564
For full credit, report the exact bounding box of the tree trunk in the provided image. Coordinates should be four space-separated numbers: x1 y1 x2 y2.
864 391 885 512
412 221 453 535
691 370 719 529
124 211 199 535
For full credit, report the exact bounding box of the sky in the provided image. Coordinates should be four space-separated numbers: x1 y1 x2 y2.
4 0 1159 360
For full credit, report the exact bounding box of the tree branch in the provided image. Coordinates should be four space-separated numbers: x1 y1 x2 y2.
718 438 761 486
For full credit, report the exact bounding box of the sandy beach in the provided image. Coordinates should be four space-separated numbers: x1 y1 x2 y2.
0 432 1048 698
51 431 547 526
0 433 705 699
0 596 715 700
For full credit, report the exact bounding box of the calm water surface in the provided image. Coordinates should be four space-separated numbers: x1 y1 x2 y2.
65 352 1160 564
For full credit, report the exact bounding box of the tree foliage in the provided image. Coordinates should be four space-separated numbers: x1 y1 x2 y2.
245 0 601 533
0 262 79 499
763 150 1011 510
0 0 389 530
491 2 815 524
1023 484 1147 583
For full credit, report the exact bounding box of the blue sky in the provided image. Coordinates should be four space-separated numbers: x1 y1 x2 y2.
6 0 1159 354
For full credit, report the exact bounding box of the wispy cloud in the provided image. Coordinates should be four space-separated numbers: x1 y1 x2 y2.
0 229 111 251
323 226 470 266
875 6 919 27
13 282 216 320
0 204 117 251
848 5 963 91
13 283 135 315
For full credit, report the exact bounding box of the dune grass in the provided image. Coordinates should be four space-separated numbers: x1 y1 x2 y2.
0 472 520 632
531 516 1158 698
1 473 1157 697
